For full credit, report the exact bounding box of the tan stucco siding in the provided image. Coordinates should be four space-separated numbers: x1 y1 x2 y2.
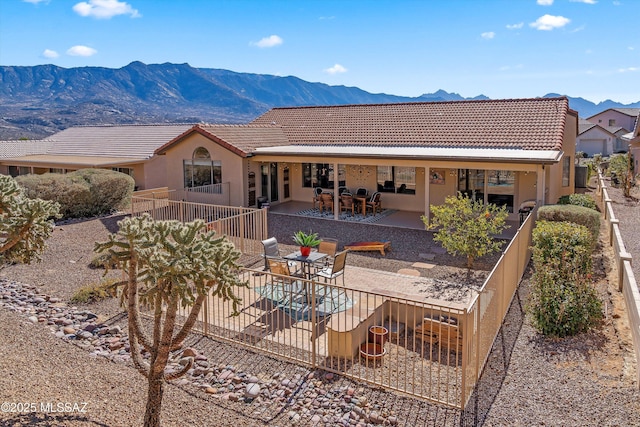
159 133 246 206
547 113 577 204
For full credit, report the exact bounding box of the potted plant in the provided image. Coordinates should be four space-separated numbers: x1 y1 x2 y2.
292 230 321 256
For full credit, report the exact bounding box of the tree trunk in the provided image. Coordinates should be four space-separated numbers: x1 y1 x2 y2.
144 370 164 427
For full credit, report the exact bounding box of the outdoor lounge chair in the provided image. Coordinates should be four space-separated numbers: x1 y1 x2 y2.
312 187 324 210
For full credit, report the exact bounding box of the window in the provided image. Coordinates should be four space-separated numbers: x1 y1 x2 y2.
183 147 221 188
8 166 30 177
562 156 571 187
376 166 416 194
112 167 134 178
609 119 616 126
49 168 64 174
302 163 345 188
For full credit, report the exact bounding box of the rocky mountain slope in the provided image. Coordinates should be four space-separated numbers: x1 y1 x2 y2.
1 62 638 140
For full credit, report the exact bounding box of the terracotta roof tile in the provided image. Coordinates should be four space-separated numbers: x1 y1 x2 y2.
251 97 572 151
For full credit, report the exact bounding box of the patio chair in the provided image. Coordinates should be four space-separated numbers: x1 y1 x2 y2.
338 186 350 195
312 187 323 210
313 250 348 286
261 237 301 274
339 193 355 216
319 192 334 214
365 192 382 215
355 187 368 198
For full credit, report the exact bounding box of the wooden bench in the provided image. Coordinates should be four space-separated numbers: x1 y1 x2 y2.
415 317 463 352
344 241 391 256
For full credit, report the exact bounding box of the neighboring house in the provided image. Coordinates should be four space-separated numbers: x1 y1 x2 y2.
587 108 639 133
622 112 640 176
0 97 577 221
577 119 617 156
0 124 194 189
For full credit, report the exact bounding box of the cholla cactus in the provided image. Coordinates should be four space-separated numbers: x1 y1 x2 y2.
0 175 60 265
94 214 247 427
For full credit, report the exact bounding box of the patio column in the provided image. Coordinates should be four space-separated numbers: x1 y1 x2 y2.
424 167 430 226
536 165 546 205
333 161 339 220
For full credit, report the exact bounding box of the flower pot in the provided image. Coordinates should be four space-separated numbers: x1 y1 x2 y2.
300 246 312 257
369 325 389 345
360 342 386 361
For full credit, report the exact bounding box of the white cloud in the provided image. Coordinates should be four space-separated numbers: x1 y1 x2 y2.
506 22 524 30
570 0 597 3
481 32 495 40
73 0 141 19
585 49 593 54
42 49 59 58
628 46 635 51
66 45 98 56
251 35 283 48
319 16 335 20
613 1 621 5
23 0 49 4
324 64 347 75
618 67 638 73
537 0 554 5
530 14 570 30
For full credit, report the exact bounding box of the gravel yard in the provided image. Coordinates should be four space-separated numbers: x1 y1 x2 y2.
0 182 638 426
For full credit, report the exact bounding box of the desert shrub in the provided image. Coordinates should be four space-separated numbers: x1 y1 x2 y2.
557 193 597 210
537 204 600 250
16 169 134 219
528 220 602 337
70 278 117 304
72 169 134 213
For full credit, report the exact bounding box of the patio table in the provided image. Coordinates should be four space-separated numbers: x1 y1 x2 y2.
284 250 328 280
353 196 368 216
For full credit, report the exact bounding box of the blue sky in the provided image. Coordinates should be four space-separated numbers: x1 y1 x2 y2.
1 0 638 103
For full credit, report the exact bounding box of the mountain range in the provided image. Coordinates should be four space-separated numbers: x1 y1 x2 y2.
1 61 639 140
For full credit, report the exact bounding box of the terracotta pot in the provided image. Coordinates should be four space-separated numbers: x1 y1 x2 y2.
360 343 386 360
300 246 312 256
369 325 389 345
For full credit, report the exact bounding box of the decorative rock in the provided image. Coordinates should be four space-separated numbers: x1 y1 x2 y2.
28 316 38 323
62 326 76 335
245 383 261 398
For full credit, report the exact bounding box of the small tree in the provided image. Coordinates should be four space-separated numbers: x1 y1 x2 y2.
95 214 247 427
0 175 60 265
609 153 635 197
422 192 509 268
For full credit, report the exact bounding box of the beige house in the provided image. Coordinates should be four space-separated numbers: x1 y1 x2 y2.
156 97 577 221
0 124 194 190
1 97 577 221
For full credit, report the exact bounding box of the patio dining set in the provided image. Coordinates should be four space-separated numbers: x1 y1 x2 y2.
312 187 382 217
257 237 352 320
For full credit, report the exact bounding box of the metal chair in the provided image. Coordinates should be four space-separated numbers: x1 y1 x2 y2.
313 250 348 286
261 237 300 274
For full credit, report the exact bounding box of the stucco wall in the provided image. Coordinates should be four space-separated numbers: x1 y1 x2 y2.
547 112 577 204
159 133 246 207
588 111 637 132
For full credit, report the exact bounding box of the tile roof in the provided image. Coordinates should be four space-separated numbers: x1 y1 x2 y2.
155 124 290 157
0 140 55 159
45 124 195 159
611 108 640 118
251 97 573 151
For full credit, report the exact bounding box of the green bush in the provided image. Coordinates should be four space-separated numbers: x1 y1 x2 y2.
16 169 134 219
557 193 597 210
528 220 602 337
537 204 600 249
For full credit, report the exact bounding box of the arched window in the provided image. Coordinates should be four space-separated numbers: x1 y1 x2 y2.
183 147 221 188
